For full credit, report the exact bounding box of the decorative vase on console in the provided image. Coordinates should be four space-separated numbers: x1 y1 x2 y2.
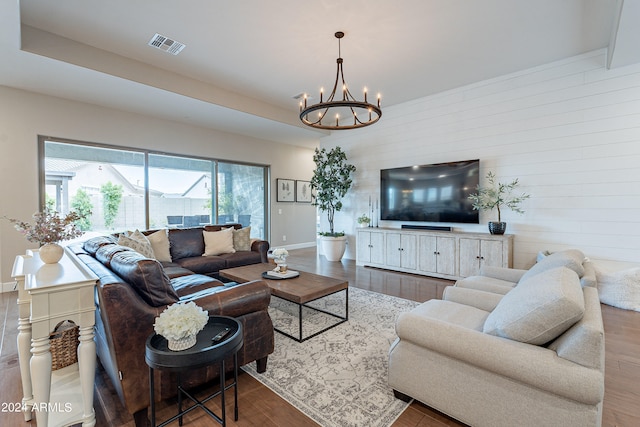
468 171 530 235
3 208 85 264
39 243 65 264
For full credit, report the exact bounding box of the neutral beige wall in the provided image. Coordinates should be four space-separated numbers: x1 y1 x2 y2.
0 85 318 284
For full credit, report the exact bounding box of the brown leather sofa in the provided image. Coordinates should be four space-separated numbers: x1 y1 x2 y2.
68 225 274 426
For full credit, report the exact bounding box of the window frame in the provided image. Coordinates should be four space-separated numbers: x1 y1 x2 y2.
38 135 270 240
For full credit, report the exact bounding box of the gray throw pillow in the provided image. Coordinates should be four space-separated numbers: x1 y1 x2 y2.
483 267 585 345
519 249 585 283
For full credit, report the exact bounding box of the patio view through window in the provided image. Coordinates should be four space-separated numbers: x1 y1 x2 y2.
41 138 268 240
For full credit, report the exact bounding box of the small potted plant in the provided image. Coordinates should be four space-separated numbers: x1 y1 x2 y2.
310 147 357 261
468 171 530 235
357 214 371 228
4 208 85 263
154 301 209 351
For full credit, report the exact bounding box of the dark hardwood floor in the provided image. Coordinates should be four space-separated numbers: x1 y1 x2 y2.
1 247 639 426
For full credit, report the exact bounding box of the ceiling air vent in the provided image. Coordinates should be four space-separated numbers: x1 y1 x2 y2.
148 33 185 55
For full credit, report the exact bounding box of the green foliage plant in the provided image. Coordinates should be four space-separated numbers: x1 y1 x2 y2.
71 189 93 231
310 147 356 236
468 171 530 223
101 181 123 229
357 214 371 225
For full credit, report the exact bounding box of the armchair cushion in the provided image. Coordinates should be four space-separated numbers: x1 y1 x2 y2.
478 266 527 283
442 286 504 312
454 275 515 295
519 249 585 283
483 267 584 345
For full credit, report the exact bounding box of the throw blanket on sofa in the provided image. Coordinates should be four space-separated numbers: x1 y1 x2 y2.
597 267 640 312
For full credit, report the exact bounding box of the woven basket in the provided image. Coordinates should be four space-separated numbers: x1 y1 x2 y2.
50 320 79 371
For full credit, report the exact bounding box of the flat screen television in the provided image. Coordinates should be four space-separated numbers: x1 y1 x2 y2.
380 159 480 223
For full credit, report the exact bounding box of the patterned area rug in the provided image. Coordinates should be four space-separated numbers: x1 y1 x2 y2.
243 287 419 427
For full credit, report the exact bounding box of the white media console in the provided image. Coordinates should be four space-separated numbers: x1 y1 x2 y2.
356 227 513 280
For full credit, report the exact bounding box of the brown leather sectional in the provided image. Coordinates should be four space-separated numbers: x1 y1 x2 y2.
68 224 274 426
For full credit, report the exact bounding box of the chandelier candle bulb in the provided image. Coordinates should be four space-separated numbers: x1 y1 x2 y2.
320 88 323 102
364 87 368 102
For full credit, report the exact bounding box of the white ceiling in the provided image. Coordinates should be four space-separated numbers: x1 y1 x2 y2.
2 1 638 148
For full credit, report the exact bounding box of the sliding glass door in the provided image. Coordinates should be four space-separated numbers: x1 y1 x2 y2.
40 137 268 239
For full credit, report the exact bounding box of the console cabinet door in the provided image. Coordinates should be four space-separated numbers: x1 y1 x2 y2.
386 233 417 270
357 230 372 264
459 238 505 277
418 235 437 273
459 238 481 277
400 234 417 270
436 236 456 276
480 239 504 270
386 233 402 268
370 231 385 265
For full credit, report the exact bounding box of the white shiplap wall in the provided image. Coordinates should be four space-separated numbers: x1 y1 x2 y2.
322 49 640 271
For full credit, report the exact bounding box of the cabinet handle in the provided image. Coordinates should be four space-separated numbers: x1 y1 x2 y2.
480 256 484 260
476 256 480 259
434 251 438 255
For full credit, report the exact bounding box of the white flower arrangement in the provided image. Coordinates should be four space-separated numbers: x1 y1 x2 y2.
154 301 209 341
272 247 289 260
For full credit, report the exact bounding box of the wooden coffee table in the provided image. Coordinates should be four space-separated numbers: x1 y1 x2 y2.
219 263 348 342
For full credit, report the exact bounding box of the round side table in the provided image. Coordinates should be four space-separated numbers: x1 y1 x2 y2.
145 316 243 427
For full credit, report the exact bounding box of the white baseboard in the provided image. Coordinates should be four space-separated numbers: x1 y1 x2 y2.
1 281 17 293
280 242 317 251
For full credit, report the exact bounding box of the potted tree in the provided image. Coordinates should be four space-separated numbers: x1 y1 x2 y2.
468 171 530 235
310 146 357 261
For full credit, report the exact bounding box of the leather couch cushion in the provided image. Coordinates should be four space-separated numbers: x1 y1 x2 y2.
161 262 194 279
205 223 241 232
220 251 263 268
484 267 585 345
83 235 118 256
171 274 225 297
168 227 205 260
175 256 228 275
96 244 134 268
110 250 179 307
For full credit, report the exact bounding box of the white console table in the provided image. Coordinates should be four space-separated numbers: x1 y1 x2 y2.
12 247 98 427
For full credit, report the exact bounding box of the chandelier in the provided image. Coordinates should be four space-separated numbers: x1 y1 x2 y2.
299 31 382 130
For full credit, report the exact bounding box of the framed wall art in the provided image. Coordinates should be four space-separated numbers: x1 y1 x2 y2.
296 180 312 203
277 178 295 202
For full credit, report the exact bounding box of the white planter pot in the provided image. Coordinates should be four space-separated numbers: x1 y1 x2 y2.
320 235 347 261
